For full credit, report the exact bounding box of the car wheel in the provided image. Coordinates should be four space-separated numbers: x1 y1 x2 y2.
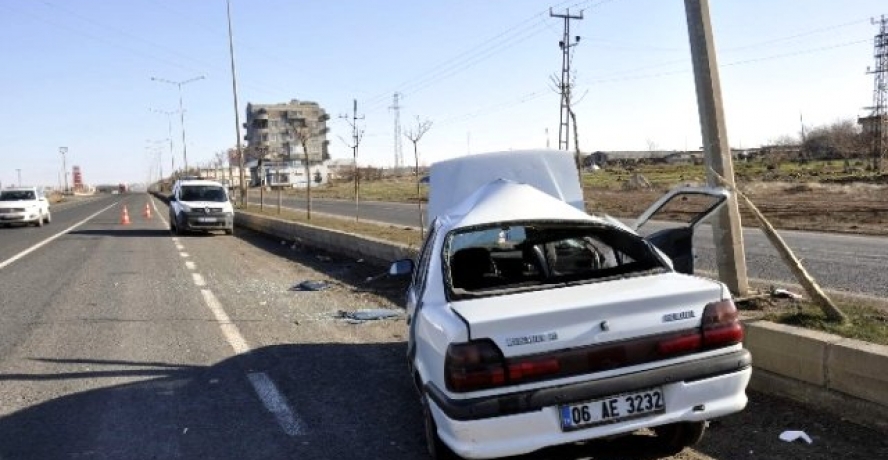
653 421 707 455
421 393 461 460
44 212 51 224
35 214 44 227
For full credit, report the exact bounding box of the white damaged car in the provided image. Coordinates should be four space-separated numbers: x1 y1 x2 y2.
390 150 751 459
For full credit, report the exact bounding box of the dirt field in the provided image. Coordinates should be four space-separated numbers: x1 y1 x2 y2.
306 161 888 236
587 181 888 236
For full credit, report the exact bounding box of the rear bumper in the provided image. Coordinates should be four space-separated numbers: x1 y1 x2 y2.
426 349 751 459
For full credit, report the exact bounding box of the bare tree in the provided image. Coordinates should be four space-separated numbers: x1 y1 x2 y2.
404 116 433 236
292 115 329 220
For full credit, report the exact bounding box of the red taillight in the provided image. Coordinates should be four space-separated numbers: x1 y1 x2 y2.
702 299 744 348
657 333 703 356
445 340 506 392
507 358 560 381
445 341 563 392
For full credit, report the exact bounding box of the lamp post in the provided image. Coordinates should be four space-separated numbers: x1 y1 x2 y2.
59 147 68 193
151 75 205 173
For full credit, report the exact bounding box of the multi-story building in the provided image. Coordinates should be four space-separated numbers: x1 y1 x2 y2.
244 100 330 164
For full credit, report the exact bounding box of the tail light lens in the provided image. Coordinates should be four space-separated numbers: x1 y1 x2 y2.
445 340 562 392
702 299 744 348
445 340 506 392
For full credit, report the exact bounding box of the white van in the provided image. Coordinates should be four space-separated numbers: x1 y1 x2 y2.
168 180 235 235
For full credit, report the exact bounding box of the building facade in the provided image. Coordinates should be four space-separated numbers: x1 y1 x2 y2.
244 100 330 164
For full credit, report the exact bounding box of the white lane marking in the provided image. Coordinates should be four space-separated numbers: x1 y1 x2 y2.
200 289 249 354
199 289 305 436
0 203 117 271
180 252 189 258
192 273 206 287
151 197 170 227
175 244 185 251
247 372 305 436
185 261 196 270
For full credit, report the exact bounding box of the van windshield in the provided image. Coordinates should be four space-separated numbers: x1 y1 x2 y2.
180 186 227 202
0 191 37 201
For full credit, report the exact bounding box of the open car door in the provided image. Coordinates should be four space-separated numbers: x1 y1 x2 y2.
632 186 730 275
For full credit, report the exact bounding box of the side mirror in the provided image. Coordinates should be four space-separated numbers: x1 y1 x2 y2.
389 259 414 276
168 195 176 202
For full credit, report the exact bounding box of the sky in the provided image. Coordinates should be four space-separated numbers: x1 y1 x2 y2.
0 0 884 187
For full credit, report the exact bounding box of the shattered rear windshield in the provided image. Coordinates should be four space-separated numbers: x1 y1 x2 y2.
444 221 666 299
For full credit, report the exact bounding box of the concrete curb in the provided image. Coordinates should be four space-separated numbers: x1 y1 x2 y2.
233 208 888 432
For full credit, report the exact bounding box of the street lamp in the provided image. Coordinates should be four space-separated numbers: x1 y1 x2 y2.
59 147 68 193
151 75 205 173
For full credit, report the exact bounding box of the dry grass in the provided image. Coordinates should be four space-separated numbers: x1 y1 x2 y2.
757 300 888 346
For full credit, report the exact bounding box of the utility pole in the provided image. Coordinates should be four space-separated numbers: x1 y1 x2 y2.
340 99 364 221
865 15 887 173
226 0 247 206
151 75 205 173
684 0 749 296
59 147 68 193
550 8 583 152
389 92 404 171
151 109 177 179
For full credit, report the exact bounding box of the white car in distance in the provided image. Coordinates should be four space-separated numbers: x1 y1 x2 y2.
390 150 751 460
0 187 52 227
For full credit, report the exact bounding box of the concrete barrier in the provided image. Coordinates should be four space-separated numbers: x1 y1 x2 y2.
234 211 418 267
233 209 888 432
745 321 888 432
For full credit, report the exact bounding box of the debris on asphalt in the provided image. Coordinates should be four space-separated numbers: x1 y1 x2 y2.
291 280 331 292
770 286 803 300
779 430 813 444
336 308 404 323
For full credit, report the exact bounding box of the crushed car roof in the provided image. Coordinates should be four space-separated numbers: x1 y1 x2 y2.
428 150 585 222
439 179 607 230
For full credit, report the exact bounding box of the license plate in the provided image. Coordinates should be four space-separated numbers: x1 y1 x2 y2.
197 217 217 223
560 387 665 431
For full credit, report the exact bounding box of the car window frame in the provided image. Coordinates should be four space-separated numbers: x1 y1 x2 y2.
411 219 439 304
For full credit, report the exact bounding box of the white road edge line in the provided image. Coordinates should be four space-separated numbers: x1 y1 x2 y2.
150 197 169 228
247 372 305 436
185 261 196 270
0 203 117 271
192 273 206 287
199 289 306 436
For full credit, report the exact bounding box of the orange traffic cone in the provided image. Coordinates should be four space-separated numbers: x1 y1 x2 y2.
143 203 152 219
121 206 131 225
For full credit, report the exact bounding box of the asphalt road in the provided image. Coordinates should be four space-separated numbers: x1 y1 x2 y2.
1 193 885 459
249 195 888 298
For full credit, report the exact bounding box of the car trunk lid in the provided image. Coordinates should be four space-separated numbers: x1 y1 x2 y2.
449 272 724 358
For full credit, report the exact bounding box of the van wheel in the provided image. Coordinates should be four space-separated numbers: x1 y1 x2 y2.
421 394 460 460
35 215 44 227
653 421 707 455
44 212 51 224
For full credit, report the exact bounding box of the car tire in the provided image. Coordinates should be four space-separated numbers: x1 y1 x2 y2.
44 212 51 224
35 214 44 227
653 421 707 455
421 393 461 460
